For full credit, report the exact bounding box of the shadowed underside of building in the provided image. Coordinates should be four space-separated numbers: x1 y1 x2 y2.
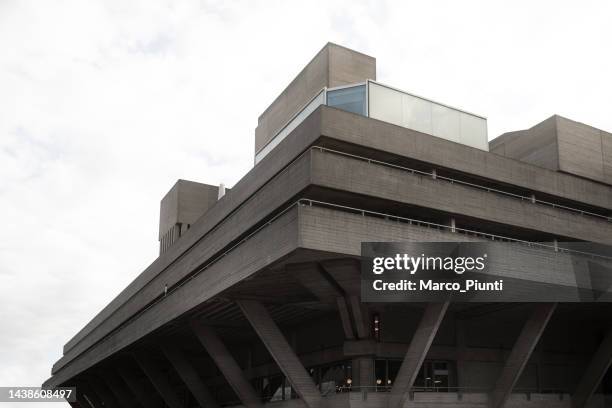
45 43 612 408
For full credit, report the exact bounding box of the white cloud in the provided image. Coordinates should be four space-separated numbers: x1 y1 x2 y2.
0 0 611 406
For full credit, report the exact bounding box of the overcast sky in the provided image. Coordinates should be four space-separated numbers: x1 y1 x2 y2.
1 0 611 405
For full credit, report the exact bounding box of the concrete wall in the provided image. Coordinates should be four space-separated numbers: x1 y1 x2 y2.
491 115 612 186
490 116 559 171
557 116 612 185
255 43 375 153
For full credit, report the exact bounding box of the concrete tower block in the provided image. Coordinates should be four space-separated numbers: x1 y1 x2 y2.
491 115 612 186
255 42 376 154
159 179 223 254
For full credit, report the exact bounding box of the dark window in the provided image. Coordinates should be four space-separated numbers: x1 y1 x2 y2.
327 85 367 115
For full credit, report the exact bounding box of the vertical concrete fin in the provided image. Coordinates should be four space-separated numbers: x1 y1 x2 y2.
388 301 449 408
572 328 612 408
133 352 184 408
237 299 322 408
191 322 263 408
490 302 557 408
161 343 220 408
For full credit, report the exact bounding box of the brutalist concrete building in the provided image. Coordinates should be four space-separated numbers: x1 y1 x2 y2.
45 43 612 408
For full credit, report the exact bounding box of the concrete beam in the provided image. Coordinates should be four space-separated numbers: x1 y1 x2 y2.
388 301 449 408
117 368 163 408
191 323 263 408
133 352 184 408
161 343 220 408
237 300 321 408
572 328 612 408
490 303 557 408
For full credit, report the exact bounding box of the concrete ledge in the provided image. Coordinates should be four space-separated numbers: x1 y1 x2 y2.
309 148 612 244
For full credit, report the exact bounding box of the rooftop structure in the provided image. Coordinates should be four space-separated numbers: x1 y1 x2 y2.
46 43 612 408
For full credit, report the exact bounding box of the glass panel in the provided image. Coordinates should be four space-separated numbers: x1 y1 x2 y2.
327 85 366 115
255 89 326 164
460 112 488 150
368 82 403 127
402 93 432 135
367 81 488 151
432 104 461 143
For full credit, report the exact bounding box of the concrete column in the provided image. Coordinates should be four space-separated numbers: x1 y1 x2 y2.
191 323 263 408
133 352 184 408
161 343 220 408
388 301 449 408
352 356 374 390
572 328 612 408
490 303 556 408
237 300 321 408
456 318 468 390
117 368 163 408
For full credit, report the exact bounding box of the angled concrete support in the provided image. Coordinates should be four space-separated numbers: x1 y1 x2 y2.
490 303 557 408
337 297 355 339
237 299 321 408
133 352 183 408
76 382 102 408
74 388 93 408
572 328 612 408
102 372 139 408
87 379 120 408
349 295 369 339
388 301 449 408
118 368 163 408
191 323 263 408
161 343 220 408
